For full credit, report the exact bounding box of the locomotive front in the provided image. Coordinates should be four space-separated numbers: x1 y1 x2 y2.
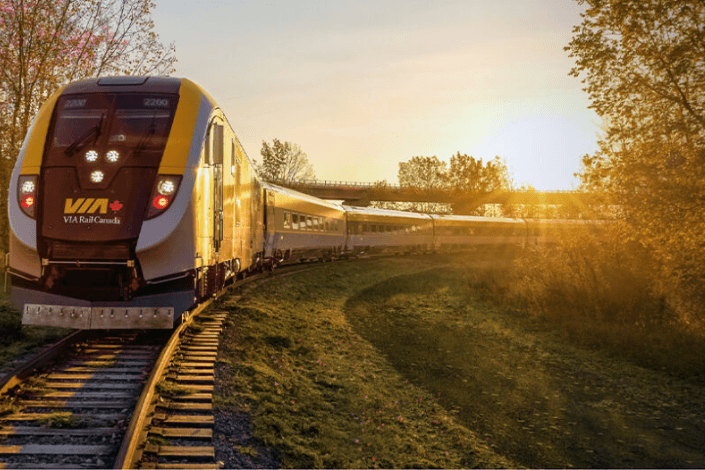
8 77 196 329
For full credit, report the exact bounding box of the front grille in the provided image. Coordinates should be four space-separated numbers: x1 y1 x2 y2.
51 241 130 260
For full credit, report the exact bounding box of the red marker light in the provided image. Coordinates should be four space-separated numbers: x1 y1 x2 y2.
153 195 169 209
21 195 34 208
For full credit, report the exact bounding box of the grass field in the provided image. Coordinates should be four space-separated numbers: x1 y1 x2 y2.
213 253 705 468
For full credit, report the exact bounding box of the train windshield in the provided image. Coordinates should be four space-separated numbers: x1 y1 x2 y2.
107 95 175 152
51 97 109 150
45 93 178 167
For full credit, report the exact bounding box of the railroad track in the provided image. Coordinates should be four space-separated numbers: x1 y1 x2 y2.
0 330 170 469
0 262 321 469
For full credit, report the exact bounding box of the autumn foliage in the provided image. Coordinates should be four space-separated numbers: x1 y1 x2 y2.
566 0 705 322
0 0 176 253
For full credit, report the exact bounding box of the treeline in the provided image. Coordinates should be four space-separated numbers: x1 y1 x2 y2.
371 154 579 218
257 140 584 218
484 0 705 341
0 0 176 255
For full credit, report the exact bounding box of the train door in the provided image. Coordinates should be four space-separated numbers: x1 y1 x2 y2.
210 123 224 255
201 120 224 297
264 190 275 257
232 145 244 269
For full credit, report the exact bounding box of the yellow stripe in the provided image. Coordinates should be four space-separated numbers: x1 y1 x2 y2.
20 85 67 175
158 78 208 173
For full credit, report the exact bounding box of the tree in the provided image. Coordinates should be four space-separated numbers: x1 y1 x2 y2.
445 153 511 215
258 139 315 183
566 0 705 320
0 0 176 253
397 156 450 213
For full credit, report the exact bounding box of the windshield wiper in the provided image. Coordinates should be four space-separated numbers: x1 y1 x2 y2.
133 115 157 156
64 114 104 156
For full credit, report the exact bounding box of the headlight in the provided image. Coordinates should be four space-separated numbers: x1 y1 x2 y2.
90 170 105 183
145 175 182 219
85 150 98 162
106 150 120 163
157 179 176 195
18 175 38 218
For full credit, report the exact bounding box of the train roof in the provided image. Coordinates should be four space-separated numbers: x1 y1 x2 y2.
430 214 525 224
262 182 345 211
342 205 432 220
60 76 185 95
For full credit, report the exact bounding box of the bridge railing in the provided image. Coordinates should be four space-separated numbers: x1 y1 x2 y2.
269 178 580 194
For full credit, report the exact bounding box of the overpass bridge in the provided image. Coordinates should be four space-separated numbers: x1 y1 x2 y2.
269 179 596 214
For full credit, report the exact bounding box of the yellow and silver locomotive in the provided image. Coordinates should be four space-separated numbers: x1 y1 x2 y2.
8 77 261 329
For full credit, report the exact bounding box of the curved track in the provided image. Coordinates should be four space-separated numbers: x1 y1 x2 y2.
0 262 320 469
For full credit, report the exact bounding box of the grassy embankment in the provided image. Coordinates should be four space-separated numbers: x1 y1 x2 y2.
215 256 512 469
214 247 705 468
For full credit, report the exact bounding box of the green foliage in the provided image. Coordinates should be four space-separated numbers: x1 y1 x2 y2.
0 302 23 347
0 292 69 369
37 412 79 428
155 379 190 398
257 139 315 183
566 0 705 321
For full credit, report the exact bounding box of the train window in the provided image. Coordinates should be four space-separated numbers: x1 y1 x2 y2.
284 211 292 229
371 225 377 233
51 109 107 149
307 216 313 230
313 218 319 231
109 109 172 153
324 219 330 232
362 224 367 233
292 213 299 230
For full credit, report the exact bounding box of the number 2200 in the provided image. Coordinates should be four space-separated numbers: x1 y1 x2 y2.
143 98 169 107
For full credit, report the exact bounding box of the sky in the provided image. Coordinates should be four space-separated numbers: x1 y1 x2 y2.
151 0 601 190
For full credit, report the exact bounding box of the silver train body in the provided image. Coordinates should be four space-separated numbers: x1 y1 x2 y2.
7 76 591 329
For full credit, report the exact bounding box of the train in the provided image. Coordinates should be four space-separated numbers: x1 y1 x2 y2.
7 76 592 329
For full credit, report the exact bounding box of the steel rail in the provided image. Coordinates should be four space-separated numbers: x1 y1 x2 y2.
113 262 323 469
0 329 90 396
113 297 213 469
